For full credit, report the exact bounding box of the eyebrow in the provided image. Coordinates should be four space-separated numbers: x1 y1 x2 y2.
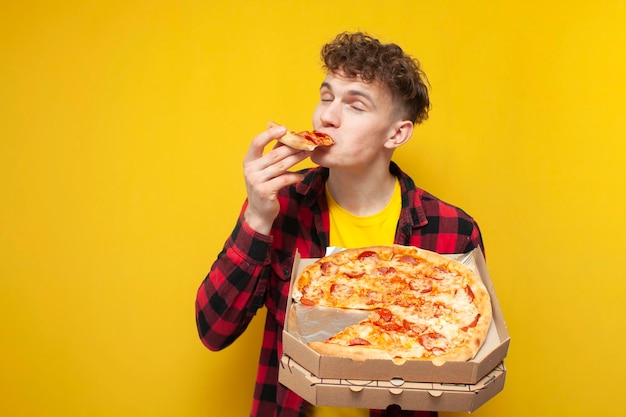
320 81 376 106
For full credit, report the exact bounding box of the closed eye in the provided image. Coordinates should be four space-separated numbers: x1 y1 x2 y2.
348 99 368 112
320 93 334 103
350 103 366 111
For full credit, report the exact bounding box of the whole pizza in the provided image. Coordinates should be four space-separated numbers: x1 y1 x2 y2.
291 245 493 366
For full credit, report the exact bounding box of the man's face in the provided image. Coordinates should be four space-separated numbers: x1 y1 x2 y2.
310 71 402 169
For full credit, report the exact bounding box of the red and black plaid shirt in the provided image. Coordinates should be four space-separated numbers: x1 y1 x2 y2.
196 162 484 417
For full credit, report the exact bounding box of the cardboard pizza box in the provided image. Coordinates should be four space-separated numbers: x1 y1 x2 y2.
279 355 506 412
281 247 510 385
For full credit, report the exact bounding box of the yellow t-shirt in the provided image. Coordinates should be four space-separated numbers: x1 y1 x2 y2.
307 180 402 417
327 179 402 249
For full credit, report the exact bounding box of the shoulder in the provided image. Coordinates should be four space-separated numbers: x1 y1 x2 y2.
392 163 483 252
417 187 475 221
412 188 484 253
393 162 476 222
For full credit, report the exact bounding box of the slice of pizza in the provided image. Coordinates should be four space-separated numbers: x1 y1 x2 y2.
268 121 335 151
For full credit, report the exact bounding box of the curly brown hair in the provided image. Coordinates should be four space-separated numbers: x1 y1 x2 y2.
321 32 430 124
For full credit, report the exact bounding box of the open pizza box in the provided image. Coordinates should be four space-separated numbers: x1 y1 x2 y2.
280 247 510 385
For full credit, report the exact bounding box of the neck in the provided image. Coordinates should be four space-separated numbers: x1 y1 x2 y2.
327 163 397 216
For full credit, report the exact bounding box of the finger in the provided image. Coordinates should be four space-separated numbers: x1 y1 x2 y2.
249 149 311 184
262 171 306 195
245 137 310 175
244 125 287 161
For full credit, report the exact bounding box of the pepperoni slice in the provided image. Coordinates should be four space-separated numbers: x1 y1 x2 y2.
425 266 448 280
409 279 433 294
349 338 371 346
419 332 448 352
403 320 428 334
300 297 315 306
330 283 354 299
461 314 481 332
376 308 393 322
357 250 379 261
377 266 397 275
366 291 383 304
320 262 335 275
396 255 419 265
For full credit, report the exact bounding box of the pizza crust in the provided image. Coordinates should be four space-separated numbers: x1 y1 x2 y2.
308 341 395 362
278 131 318 151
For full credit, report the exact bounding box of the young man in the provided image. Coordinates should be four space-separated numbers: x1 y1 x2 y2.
196 32 484 417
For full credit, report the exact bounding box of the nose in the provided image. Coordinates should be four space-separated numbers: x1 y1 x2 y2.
318 100 340 128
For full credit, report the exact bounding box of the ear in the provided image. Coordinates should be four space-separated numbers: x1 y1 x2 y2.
384 120 414 150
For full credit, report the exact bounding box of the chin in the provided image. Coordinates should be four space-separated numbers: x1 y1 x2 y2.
312 149 347 169
309 152 328 168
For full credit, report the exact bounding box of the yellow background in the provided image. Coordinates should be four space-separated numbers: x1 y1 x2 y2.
2 1 625 416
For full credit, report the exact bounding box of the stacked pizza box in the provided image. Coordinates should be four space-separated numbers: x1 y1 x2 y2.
279 248 510 412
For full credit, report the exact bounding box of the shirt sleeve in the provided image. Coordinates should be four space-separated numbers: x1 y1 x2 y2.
467 217 485 255
195 214 273 351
